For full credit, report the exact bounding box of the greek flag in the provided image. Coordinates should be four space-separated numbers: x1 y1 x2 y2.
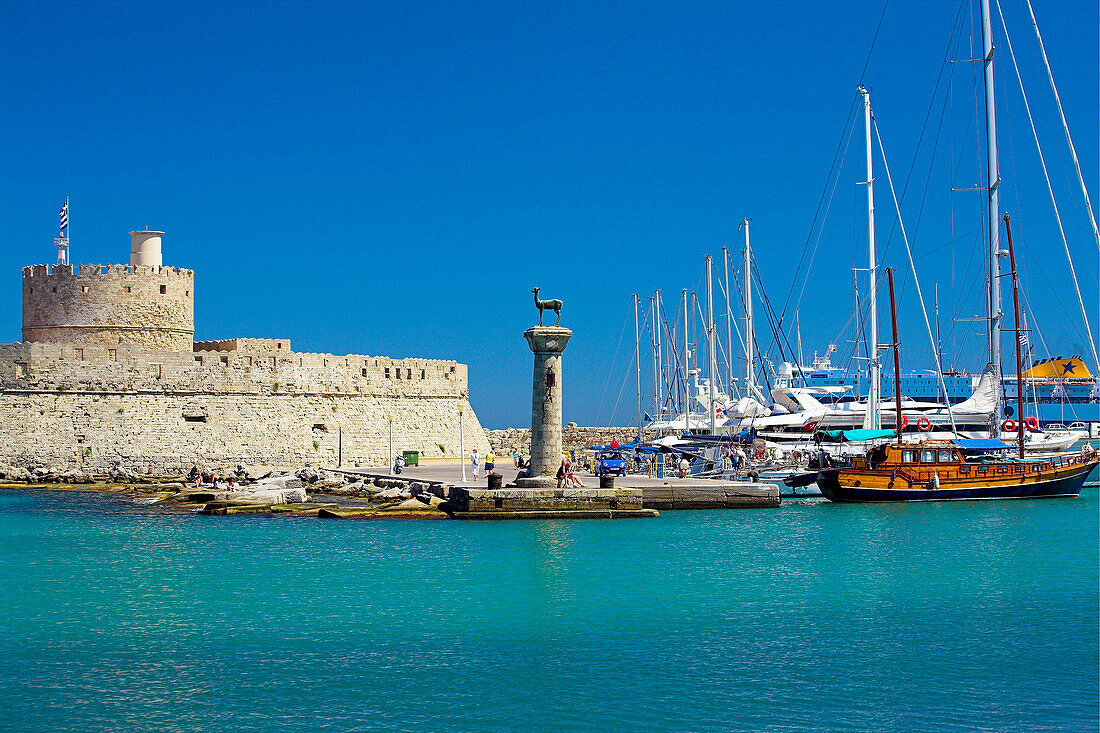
1018 330 1030 354
58 200 68 232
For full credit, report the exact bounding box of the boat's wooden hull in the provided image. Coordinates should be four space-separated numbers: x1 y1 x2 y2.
817 458 1097 503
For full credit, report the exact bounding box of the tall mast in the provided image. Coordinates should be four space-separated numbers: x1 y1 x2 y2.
859 85 881 430
723 245 733 394
739 219 755 401
654 290 663 424
633 294 642 443
934 283 942 402
682 288 690 432
886 267 903 445
1003 214 1026 459
796 309 805 369
980 0 1003 433
705 255 717 433
650 297 660 427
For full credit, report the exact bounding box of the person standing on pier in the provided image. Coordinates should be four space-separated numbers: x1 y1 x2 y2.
470 448 480 480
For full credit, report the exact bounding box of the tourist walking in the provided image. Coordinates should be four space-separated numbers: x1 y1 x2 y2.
512 449 520 468
470 448 480 480
485 451 495 474
678 456 690 478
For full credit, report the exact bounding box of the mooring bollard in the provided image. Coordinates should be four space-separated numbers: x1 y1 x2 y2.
599 475 615 489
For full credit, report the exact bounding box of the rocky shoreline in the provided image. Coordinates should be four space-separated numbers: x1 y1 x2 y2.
0 468 451 519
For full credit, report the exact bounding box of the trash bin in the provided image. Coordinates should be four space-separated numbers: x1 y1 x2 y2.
599 475 615 489
656 462 664 479
487 472 503 490
402 450 419 467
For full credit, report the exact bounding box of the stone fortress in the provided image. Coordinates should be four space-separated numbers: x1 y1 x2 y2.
0 230 489 476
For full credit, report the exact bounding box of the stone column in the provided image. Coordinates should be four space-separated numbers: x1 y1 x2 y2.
521 326 571 484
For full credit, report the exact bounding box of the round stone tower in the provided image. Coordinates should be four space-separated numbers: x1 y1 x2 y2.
22 231 195 351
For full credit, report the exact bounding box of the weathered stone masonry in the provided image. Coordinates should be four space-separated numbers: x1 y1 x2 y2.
0 232 489 475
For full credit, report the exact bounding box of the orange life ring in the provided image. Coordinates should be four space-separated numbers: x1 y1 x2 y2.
755 448 767 460
1025 416 1039 432
1001 418 1016 432
917 417 932 432
900 415 909 429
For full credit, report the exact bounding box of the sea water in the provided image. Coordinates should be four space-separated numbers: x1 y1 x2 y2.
0 489 1096 732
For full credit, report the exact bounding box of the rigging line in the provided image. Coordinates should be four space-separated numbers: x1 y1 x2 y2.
859 0 891 85
1015 231 1091 347
606 350 634 430
753 255 799 376
790 116 860 319
1024 0 1100 254
593 304 632 427
995 0 1099 374
913 227 983 261
873 114 958 432
1023 294 1081 421
879 0 969 265
777 94 860 325
751 255 802 390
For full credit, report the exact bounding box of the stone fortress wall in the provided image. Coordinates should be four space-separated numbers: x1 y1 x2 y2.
0 230 489 476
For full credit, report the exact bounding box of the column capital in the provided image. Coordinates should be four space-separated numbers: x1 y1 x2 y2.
524 326 572 354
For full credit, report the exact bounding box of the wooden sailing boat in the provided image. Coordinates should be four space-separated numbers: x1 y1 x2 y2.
816 242 1098 503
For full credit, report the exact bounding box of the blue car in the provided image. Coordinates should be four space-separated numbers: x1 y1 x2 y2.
595 451 628 476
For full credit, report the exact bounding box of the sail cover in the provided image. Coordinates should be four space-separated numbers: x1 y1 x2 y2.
950 364 998 416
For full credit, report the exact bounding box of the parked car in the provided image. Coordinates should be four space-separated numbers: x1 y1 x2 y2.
594 450 628 476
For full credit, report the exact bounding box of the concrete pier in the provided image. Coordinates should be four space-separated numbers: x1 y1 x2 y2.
639 480 780 509
448 486 658 519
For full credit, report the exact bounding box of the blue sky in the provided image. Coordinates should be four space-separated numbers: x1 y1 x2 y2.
2 0 1096 428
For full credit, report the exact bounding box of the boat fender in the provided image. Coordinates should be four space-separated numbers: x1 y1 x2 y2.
1001 418 1017 433
1025 416 1039 432
900 415 909 429
917 417 932 432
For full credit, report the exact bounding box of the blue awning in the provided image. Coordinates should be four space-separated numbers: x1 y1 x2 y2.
954 438 1011 452
814 429 896 443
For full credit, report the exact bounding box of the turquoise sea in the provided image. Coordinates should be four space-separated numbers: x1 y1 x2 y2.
1 488 1096 732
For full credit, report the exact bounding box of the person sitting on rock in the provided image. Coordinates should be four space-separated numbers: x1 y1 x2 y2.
556 459 567 488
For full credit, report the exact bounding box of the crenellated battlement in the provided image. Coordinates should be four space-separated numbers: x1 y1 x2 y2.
23 263 195 279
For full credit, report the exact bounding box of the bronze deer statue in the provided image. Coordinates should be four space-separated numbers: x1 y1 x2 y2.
532 287 563 326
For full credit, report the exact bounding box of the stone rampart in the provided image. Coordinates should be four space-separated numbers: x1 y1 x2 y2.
0 342 489 475
487 426 637 458
22 263 194 350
